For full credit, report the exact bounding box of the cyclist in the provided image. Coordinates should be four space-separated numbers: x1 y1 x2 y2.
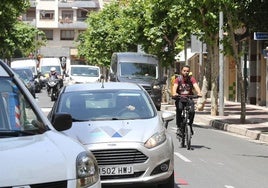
172 65 202 139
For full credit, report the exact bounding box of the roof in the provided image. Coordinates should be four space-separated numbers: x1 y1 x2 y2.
64 82 142 93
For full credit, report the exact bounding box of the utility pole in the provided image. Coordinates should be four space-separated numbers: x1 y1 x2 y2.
219 11 224 116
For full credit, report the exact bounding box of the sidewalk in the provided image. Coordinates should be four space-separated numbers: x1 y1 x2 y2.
162 99 268 144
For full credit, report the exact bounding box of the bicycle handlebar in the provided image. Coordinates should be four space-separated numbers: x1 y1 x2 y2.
172 95 201 100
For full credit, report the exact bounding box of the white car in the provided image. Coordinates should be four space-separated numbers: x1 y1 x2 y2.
66 65 101 84
48 82 175 187
0 60 101 188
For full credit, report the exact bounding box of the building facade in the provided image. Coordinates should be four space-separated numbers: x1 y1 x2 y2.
23 0 101 62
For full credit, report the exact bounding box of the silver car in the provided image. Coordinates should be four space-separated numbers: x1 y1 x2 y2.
48 82 175 187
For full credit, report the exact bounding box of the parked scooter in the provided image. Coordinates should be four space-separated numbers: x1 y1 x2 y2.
47 76 60 101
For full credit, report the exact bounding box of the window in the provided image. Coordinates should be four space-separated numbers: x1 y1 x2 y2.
43 30 53 40
40 10 55 20
62 10 73 20
61 30 74 40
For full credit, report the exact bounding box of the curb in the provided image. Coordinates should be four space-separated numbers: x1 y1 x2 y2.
162 104 268 144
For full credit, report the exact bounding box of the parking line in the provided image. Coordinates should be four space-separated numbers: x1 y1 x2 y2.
174 152 191 162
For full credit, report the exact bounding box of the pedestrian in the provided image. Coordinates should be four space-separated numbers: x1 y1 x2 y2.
172 65 202 137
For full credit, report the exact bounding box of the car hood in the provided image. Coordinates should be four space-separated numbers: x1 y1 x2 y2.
64 117 164 145
70 75 99 83
0 131 82 186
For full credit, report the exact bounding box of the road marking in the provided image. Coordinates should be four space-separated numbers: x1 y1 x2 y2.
174 152 191 162
225 186 235 188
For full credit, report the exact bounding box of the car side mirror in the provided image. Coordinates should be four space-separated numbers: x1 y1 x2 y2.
52 113 72 131
161 111 175 128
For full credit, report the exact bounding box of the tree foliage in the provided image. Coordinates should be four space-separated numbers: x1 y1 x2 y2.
0 0 46 60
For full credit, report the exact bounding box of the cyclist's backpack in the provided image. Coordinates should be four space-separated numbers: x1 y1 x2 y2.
176 75 193 94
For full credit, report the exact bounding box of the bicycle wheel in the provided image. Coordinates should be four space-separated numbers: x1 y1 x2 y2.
179 125 185 148
185 124 191 150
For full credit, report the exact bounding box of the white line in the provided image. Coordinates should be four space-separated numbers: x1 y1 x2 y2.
174 152 191 162
225 185 235 188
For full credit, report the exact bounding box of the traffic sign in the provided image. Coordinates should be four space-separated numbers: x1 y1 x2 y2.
254 32 268 40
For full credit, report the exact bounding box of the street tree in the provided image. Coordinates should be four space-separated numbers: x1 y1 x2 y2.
77 1 140 67
0 1 46 60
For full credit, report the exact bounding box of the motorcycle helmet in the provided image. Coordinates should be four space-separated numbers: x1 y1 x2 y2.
50 67 56 75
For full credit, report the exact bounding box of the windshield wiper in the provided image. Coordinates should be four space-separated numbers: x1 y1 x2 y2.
72 118 89 122
90 117 120 121
0 130 36 137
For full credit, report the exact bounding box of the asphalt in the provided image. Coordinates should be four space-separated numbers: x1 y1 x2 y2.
161 98 268 144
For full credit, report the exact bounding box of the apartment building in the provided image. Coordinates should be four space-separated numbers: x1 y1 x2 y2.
23 0 101 62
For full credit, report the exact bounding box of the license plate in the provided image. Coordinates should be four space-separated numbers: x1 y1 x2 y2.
99 165 134 176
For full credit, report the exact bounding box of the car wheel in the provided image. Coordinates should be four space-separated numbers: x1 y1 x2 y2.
157 171 174 188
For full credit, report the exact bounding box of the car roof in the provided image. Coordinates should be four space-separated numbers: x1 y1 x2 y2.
63 82 143 93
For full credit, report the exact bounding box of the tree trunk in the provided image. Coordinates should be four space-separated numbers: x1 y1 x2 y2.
208 41 219 116
226 10 246 123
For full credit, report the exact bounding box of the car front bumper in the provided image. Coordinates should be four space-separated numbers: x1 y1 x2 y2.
87 134 174 186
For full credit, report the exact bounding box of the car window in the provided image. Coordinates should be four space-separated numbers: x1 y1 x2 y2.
58 90 155 121
70 67 99 77
0 78 46 135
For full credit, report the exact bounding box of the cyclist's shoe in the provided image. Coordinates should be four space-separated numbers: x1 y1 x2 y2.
180 140 185 148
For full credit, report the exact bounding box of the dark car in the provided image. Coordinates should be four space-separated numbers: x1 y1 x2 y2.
12 68 36 98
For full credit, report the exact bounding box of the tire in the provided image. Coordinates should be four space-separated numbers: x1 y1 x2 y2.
158 171 174 188
185 124 191 150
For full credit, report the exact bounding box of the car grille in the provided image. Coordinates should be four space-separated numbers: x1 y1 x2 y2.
2 180 67 188
92 149 148 165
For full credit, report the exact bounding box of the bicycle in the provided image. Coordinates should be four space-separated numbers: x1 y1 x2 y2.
172 95 200 150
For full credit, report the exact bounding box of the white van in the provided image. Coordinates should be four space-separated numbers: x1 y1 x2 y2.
10 59 38 76
66 65 101 84
0 60 101 188
39 57 63 87
39 57 63 76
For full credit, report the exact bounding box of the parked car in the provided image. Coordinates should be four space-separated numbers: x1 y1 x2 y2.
12 67 36 98
10 58 42 92
0 60 101 188
65 65 101 84
48 82 175 187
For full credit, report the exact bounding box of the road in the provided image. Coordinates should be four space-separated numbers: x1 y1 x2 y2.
36 90 268 188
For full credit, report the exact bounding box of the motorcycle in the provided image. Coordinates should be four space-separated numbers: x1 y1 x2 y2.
47 76 60 101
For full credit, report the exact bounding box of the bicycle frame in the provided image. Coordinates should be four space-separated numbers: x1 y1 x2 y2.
173 95 199 150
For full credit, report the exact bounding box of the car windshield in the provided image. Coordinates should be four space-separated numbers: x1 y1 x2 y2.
120 62 157 79
0 77 47 137
13 69 33 82
70 67 99 77
41 66 61 74
57 90 155 121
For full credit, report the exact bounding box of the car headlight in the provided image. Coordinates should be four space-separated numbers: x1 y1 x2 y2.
153 84 161 90
76 151 99 187
144 130 166 149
